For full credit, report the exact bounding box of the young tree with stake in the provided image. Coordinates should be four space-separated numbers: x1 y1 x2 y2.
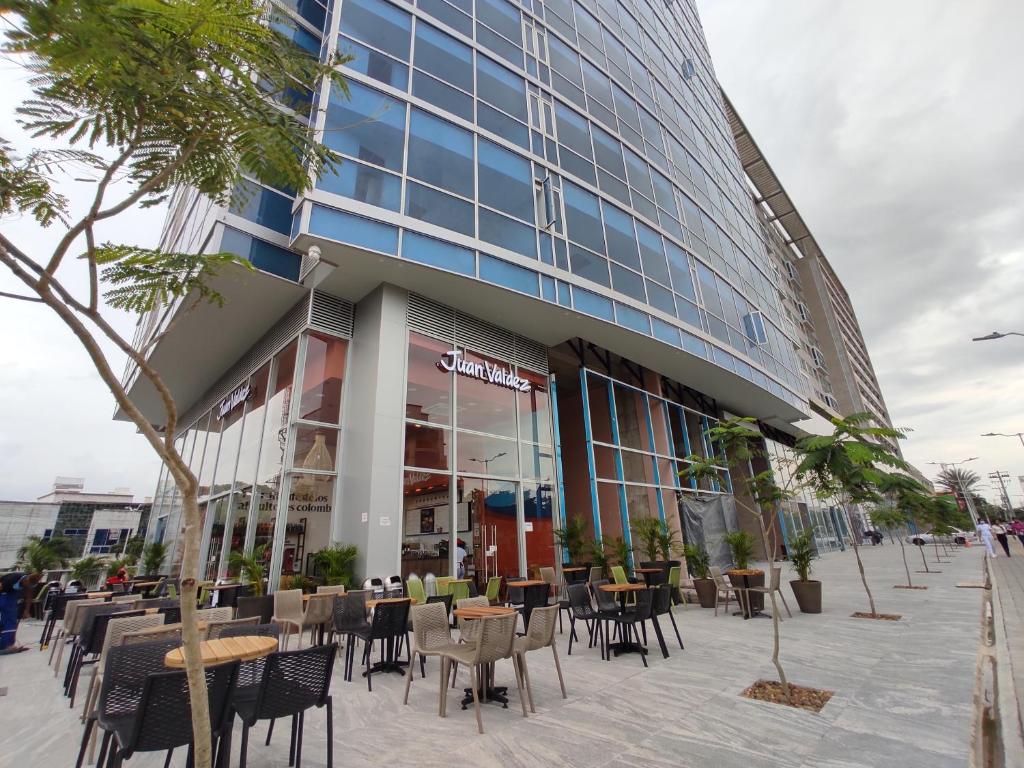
0 2 347 765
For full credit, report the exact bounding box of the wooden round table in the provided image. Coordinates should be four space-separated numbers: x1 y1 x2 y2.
164 636 277 668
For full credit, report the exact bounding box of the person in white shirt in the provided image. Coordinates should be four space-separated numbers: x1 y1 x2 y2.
455 539 468 578
991 522 1012 557
977 520 996 557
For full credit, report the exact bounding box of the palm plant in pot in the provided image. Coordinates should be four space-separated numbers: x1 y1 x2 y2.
553 515 589 566
723 529 764 613
787 530 821 613
684 543 716 607
632 516 663 564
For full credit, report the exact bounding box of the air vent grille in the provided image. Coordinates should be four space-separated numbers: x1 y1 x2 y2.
310 291 354 337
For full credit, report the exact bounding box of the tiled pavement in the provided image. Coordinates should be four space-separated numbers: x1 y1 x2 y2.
0 543 986 767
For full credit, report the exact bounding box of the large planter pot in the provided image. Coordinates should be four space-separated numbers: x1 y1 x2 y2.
693 578 717 608
727 570 765 617
790 579 822 614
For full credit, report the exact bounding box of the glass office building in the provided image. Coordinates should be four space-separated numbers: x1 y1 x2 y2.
133 0 825 588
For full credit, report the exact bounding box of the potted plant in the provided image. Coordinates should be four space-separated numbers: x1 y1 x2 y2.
656 520 684 564
228 544 269 596
141 541 168 578
788 530 821 613
606 535 633 572
724 530 764 614
632 516 663 566
70 556 105 591
589 538 609 577
312 542 359 588
553 515 589 565
684 543 716 608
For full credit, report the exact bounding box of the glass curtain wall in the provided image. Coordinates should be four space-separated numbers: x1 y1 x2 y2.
764 438 845 553
402 332 555 589
581 367 728 564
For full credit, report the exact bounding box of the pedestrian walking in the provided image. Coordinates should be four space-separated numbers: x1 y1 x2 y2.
1010 519 1024 549
992 522 1012 557
977 519 997 557
0 571 41 654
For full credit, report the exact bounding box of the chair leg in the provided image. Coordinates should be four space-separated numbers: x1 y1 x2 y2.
420 652 426 679
326 696 334 768
295 710 304 768
365 640 373 692
239 724 249 768
779 589 793 619
669 610 684 649
265 719 275 745
567 618 575 655
74 717 94 768
714 592 719 616
512 655 530 717
288 714 297 766
439 658 449 718
518 653 535 713
635 624 648 668
469 665 484 734
403 651 416 705
551 643 567 699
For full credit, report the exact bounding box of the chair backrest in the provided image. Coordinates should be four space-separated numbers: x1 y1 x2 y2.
369 599 411 641
610 565 628 585
710 566 728 588
588 567 602 583
88 609 144 654
215 584 243 609
316 584 347 596
522 583 550 630
219 622 280 640
128 661 239 753
667 566 681 588
406 578 427 605
769 566 781 591
111 595 139 605
435 577 452 596
333 590 369 633
631 588 654 621
454 596 488 637
591 580 617 612
471 612 517 665
409 602 452 652
104 613 164 658
520 603 559 651
251 644 337 721
236 595 273 623
304 593 335 625
158 605 181 624
539 566 557 588
206 615 260 640
78 603 123 643
273 590 304 622
121 626 182 645
652 583 673 616
485 576 501 602
567 583 595 617
99 639 184 719
450 580 470 602
426 593 452 617
64 598 105 633
196 607 234 624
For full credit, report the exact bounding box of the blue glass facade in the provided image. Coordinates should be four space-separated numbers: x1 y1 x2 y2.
235 0 807 410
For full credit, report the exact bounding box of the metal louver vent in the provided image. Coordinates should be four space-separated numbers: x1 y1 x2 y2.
407 293 548 375
309 290 354 337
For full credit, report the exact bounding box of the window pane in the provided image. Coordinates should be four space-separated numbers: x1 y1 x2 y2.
412 70 473 120
414 22 472 91
234 363 270 489
402 230 475 274
324 81 405 172
517 369 552 445
476 0 521 41
479 253 538 294
456 432 518 477
563 182 605 253
418 0 471 35
570 244 609 287
637 222 669 284
455 350 518 437
405 423 451 470
477 55 527 120
602 202 640 270
340 36 408 88
407 109 474 196
555 103 593 159
257 340 297 491
478 139 534 222
478 209 536 259
407 332 452 424
317 158 401 211
308 205 399 254
298 332 347 423
339 0 410 60
610 263 646 303
291 427 338 471
573 286 613 319
592 125 625 178
230 179 292 235
666 241 696 301
284 474 334 574
405 182 475 236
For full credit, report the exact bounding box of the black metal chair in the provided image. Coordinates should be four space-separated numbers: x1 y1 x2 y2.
98 661 238 768
652 582 683 655
157 605 181 624
65 603 124 697
233 644 338 768
606 588 654 667
566 583 604 658
68 609 145 707
333 591 370 681
425 592 452 621
75 638 181 768
237 594 274 624
219 623 281 691
520 583 550 633
42 591 85 650
350 600 411 691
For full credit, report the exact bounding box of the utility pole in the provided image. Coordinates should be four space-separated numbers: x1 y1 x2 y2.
988 471 1014 522
929 459 980 528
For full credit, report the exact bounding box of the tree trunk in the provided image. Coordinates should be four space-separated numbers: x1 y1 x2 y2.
919 543 930 573
178 489 214 768
844 505 877 616
899 539 913 588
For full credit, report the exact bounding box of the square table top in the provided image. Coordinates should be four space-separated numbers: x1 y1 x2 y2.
562 567 587 572
164 635 277 668
633 568 664 574
599 582 646 592
365 597 418 609
511 580 548 587
452 605 516 619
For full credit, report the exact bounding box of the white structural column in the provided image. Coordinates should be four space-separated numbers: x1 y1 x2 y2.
337 284 410 579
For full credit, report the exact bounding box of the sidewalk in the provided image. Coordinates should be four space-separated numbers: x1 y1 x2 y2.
987 542 1024 763
0 544 986 767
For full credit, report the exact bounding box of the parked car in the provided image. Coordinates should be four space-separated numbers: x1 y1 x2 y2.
906 529 974 546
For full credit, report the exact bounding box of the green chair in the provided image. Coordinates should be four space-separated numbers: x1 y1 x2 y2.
610 565 628 585
435 577 452 596
407 577 427 605
667 566 684 606
485 576 501 605
450 580 471 603
30 583 51 620
167 583 178 600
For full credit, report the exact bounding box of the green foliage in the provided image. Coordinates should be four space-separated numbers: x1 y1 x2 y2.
228 544 268 596
631 516 663 562
787 530 816 582
605 535 633 568
123 536 146 564
0 138 68 225
588 538 609 571
282 573 316 593
70 556 105 586
17 535 73 574
141 541 168 576
553 515 589 563
935 467 980 496
723 530 755 570
656 519 684 560
106 557 129 577
312 543 359 588
683 543 710 580
869 507 907 535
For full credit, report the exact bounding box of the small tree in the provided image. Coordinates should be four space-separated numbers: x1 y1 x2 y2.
123 536 146 565
553 515 589 564
632 516 664 562
682 543 710 579
141 541 169 577
656 519 684 561
0 3 347 764
312 543 359 588
870 507 914 587
228 544 269 596
788 530 816 583
794 414 911 619
17 535 72 574
70 556 105 589
723 530 755 570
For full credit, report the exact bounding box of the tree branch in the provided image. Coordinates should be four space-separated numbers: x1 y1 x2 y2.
0 290 44 303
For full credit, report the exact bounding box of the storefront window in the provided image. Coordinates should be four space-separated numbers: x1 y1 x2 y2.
234 364 270 489
204 495 230 580
211 395 245 497
197 413 223 499
402 470 453 580
280 473 335 579
292 427 338 472
406 333 452 424
298 332 347 423
456 431 518 477
404 423 450 470
524 481 555 575
255 341 297 555
455 350 518 438
517 370 552 445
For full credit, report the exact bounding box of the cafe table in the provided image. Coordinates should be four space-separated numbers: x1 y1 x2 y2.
632 567 663 586
451 605 516 708
363 597 414 677
163 635 277 668
598 583 648 657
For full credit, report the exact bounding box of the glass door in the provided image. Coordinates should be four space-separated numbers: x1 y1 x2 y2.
460 477 520 589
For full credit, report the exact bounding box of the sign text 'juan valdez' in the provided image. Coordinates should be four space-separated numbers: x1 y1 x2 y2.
436 350 532 392
217 383 254 419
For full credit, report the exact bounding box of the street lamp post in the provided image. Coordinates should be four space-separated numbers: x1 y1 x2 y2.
928 457 980 528
981 431 1024 450
988 471 1015 522
972 331 1024 341
467 452 507 474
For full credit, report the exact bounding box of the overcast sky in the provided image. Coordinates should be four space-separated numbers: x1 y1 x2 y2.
0 2 1021 508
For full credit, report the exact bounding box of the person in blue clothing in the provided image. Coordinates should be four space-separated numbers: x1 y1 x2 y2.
0 571 41 654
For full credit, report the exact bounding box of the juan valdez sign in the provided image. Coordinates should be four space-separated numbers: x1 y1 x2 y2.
436 349 532 392
217 383 254 419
